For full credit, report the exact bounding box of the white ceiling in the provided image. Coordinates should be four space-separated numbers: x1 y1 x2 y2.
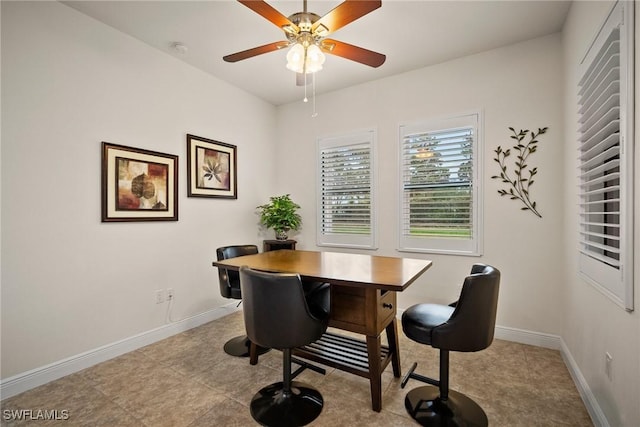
63 0 571 106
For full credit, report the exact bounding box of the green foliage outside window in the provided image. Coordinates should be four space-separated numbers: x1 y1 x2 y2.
404 131 473 238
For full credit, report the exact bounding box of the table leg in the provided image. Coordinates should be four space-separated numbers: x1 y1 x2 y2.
386 317 401 378
366 334 383 412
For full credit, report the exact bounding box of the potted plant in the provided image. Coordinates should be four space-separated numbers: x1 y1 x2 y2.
256 194 302 240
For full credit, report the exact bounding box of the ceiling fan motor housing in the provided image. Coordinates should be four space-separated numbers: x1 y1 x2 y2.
284 12 326 46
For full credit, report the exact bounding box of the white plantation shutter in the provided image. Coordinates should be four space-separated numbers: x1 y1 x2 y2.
399 113 482 255
577 0 633 310
317 131 376 249
321 144 371 234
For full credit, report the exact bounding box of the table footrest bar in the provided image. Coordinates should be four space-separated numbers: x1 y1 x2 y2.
291 357 327 379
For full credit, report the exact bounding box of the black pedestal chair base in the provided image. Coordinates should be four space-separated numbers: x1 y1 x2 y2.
223 335 270 358
405 385 488 427
250 381 323 427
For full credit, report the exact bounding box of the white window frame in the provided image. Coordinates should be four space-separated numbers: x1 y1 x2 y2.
398 112 483 256
577 0 634 311
316 130 377 249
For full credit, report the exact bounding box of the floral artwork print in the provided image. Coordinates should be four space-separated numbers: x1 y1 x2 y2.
116 158 168 211
196 147 230 190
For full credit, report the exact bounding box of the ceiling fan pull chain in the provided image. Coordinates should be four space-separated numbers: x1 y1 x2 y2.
303 72 308 103
303 46 309 103
311 72 318 117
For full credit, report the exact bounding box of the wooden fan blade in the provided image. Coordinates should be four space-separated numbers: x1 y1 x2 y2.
238 0 298 31
320 39 386 68
312 0 381 36
223 41 290 62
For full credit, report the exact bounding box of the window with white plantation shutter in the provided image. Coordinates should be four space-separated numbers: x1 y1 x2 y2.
317 130 376 249
399 113 482 255
577 0 634 311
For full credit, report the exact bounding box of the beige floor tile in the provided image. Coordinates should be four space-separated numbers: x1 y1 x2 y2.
186 397 256 427
1 311 592 426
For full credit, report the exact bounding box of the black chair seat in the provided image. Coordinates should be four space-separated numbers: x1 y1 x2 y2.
402 304 455 346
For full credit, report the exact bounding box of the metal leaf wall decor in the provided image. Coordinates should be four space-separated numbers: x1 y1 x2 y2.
491 127 548 218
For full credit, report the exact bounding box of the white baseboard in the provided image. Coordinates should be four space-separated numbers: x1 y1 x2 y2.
559 338 609 427
493 324 561 349
0 304 240 400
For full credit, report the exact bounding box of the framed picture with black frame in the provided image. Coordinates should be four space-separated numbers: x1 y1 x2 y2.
102 142 178 222
186 134 237 199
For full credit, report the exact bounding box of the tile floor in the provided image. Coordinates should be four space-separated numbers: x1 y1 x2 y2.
1 311 592 426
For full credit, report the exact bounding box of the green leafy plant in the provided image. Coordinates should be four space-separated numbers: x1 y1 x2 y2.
256 194 302 239
491 127 548 218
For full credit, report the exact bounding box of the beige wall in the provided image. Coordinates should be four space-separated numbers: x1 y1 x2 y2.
275 34 566 336
562 1 640 425
1 1 278 378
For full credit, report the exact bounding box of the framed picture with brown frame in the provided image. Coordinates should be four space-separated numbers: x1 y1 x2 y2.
186 134 237 199
102 142 178 222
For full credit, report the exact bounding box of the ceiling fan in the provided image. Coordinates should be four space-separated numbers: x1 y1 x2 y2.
223 0 386 75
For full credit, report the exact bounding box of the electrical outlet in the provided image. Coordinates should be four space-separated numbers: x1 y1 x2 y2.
155 289 164 304
605 352 613 380
167 288 174 301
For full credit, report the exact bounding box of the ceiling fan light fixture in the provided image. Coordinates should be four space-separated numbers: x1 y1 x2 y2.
286 43 325 74
305 44 325 72
286 43 305 72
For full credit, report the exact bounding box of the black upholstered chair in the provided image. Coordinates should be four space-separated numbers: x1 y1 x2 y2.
240 266 329 427
216 245 270 357
400 264 500 426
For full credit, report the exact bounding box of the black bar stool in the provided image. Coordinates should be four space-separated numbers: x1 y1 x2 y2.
401 264 500 426
240 266 329 427
216 245 270 357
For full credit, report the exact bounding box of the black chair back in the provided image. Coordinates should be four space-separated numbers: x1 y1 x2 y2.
216 245 258 299
239 266 328 350
431 264 500 352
